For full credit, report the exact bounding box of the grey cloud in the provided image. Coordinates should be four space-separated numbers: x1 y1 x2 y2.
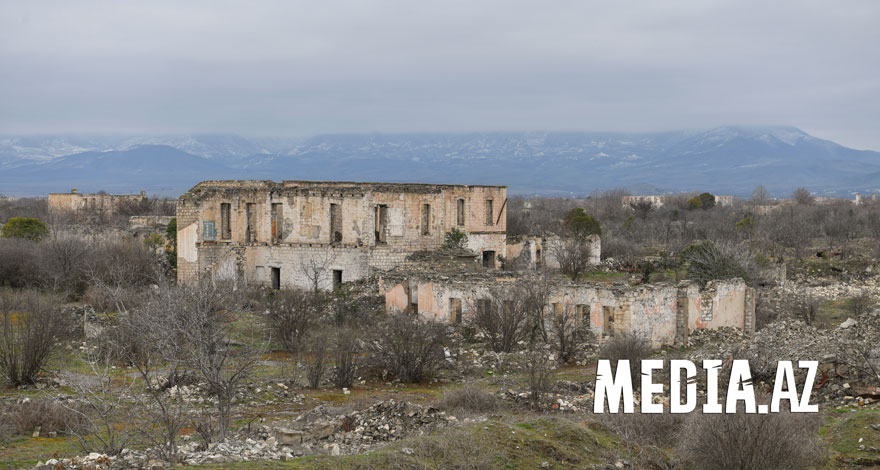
1 0 878 149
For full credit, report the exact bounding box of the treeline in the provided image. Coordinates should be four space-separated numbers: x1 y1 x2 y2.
508 188 880 265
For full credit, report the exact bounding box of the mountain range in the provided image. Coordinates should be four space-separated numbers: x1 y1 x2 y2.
1 127 878 197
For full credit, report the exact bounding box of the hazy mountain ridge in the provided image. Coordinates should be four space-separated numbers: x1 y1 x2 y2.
1 127 877 197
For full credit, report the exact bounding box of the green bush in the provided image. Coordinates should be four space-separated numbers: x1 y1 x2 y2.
443 227 468 250
1 217 49 242
564 207 601 238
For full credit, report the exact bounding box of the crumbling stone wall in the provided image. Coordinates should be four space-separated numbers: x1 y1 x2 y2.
177 180 507 289
382 275 753 347
48 189 147 218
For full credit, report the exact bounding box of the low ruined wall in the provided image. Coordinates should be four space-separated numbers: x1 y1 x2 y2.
384 277 752 347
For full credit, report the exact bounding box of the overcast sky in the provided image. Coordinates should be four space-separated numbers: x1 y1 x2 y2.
1 1 878 149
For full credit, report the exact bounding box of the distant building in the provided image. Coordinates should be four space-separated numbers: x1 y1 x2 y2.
48 188 147 219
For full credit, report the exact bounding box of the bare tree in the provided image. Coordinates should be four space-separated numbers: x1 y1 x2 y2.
472 280 550 353
157 283 264 440
40 235 91 295
264 288 326 353
548 302 593 363
115 293 195 463
305 332 330 389
331 328 359 389
792 187 814 205
0 290 70 386
58 344 140 456
523 350 553 409
749 185 771 206
548 237 595 280
370 311 449 383
299 248 335 292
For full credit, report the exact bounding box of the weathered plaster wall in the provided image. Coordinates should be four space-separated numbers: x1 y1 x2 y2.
177 180 507 289
383 277 752 347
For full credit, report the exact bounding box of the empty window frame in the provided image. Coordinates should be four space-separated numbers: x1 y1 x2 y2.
476 298 491 316
246 203 257 242
456 199 465 226
271 203 283 242
449 298 463 324
375 204 388 244
602 306 615 337
421 203 431 235
220 202 231 240
485 199 494 225
330 203 342 243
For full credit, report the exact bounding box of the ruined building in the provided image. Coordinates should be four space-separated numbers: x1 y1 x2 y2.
176 180 507 289
49 188 148 219
382 273 755 347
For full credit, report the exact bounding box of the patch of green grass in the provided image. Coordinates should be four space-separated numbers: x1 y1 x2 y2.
815 299 850 330
820 406 880 466
0 436 81 469
580 271 628 283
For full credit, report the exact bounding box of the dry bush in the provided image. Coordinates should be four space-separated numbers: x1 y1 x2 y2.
599 333 651 390
678 409 825 470
471 280 551 353
598 412 684 448
437 382 500 415
264 288 327 353
549 305 595 363
848 291 875 317
791 293 820 326
2 399 89 437
524 351 553 408
0 238 41 288
0 290 71 386
550 237 595 279
370 311 449 383
331 328 359 389
682 241 758 286
306 332 330 389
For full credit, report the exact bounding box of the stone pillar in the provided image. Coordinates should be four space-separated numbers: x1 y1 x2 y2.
675 286 690 346
744 287 756 337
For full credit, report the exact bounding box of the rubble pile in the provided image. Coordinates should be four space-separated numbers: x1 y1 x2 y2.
35 399 457 469
275 399 457 455
686 312 880 405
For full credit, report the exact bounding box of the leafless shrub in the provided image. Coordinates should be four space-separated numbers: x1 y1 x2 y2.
599 333 651 390
264 289 327 353
437 382 500 415
847 291 875 317
682 241 758 286
132 283 263 441
306 332 330 389
331 328 359 389
0 238 41 288
471 280 551 353
549 237 595 279
84 240 163 313
59 345 140 456
599 411 685 448
2 398 89 437
0 290 71 386
370 311 449 383
549 304 594 363
114 298 194 464
40 235 92 296
790 293 820 326
524 351 553 408
678 408 825 470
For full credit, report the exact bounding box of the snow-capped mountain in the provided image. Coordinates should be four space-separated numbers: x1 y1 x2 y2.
1 127 877 197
